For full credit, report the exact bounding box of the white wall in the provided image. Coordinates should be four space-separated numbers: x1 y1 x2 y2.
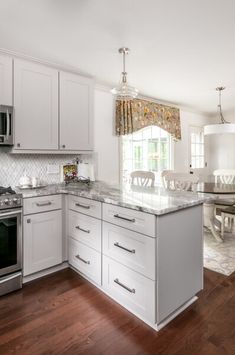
93 88 120 184
208 114 235 172
93 88 212 183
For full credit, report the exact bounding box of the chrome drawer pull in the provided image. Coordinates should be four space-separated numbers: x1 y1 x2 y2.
114 242 135 254
75 254 90 264
113 214 135 223
36 201 52 207
75 203 90 209
114 278 135 294
75 225 90 234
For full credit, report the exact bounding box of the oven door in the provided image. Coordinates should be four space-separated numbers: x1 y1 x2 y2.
0 209 22 276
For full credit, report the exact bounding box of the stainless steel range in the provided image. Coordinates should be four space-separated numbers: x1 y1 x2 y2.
0 187 23 296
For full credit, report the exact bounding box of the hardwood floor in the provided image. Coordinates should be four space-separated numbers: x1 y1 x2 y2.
0 268 234 355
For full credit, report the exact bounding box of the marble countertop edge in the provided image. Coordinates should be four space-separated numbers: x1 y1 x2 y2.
15 181 212 216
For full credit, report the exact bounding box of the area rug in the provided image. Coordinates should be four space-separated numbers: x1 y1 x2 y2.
204 229 235 276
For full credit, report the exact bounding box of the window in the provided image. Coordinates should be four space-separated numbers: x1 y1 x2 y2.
121 126 171 185
190 126 205 169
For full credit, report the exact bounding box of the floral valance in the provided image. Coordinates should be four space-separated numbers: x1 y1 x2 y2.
115 99 181 140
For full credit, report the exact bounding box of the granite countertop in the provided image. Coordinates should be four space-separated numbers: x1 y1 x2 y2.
15 181 212 216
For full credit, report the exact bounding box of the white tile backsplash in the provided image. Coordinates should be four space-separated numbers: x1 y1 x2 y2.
0 147 92 187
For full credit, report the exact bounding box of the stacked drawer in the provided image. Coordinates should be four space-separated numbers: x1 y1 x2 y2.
102 203 157 323
68 195 102 285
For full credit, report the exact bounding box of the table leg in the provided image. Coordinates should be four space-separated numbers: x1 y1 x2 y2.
221 212 225 239
204 203 223 242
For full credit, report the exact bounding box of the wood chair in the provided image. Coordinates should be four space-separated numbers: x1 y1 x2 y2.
213 169 235 184
130 171 155 187
164 172 199 192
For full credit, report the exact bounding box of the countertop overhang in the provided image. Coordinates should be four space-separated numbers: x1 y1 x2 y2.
16 181 212 216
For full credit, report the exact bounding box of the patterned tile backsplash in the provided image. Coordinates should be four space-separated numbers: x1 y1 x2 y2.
0 147 93 187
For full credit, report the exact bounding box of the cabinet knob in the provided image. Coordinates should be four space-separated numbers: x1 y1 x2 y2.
27 219 31 223
17 143 21 147
62 145 66 149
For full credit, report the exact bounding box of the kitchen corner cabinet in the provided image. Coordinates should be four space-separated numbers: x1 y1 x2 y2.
59 71 93 151
0 54 12 105
14 59 59 150
23 195 62 276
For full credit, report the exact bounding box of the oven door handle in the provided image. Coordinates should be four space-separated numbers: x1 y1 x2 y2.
0 209 22 218
0 272 22 284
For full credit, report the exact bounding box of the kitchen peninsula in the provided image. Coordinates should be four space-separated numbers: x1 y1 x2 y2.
18 181 208 331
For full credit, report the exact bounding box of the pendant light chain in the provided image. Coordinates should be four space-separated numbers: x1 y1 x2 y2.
216 86 229 124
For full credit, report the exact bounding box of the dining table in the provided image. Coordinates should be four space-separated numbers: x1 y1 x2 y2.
197 182 235 242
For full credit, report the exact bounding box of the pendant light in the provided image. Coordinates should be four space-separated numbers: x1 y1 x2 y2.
204 87 235 135
111 47 139 100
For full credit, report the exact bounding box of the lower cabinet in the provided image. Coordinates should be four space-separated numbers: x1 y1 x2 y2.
23 210 62 276
102 256 156 324
68 237 101 285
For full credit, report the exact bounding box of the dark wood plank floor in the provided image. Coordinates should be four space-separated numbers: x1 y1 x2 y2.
0 268 235 355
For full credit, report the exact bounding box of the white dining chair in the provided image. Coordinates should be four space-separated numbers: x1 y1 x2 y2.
164 172 199 192
213 169 235 184
213 169 235 228
130 171 155 187
161 170 174 188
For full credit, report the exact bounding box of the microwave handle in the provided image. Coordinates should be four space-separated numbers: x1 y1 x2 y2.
6 109 10 140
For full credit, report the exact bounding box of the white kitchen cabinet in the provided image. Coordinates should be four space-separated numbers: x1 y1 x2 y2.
14 59 58 150
23 210 62 276
69 237 101 285
0 54 12 105
60 71 93 151
102 255 155 324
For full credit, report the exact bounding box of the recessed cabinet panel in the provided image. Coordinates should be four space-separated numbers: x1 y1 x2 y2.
14 59 58 150
102 222 156 279
23 210 62 276
103 255 156 324
69 210 101 252
0 54 12 105
69 237 101 285
60 71 93 151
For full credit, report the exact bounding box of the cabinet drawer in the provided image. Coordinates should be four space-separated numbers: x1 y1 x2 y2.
69 238 101 285
103 256 156 324
102 203 156 237
24 195 62 215
103 222 156 280
69 210 101 252
69 195 101 219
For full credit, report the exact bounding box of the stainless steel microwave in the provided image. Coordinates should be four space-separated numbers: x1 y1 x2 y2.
0 105 13 145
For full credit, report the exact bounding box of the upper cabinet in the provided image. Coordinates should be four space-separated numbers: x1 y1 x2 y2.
12 58 94 153
60 71 93 151
14 59 58 150
0 54 13 105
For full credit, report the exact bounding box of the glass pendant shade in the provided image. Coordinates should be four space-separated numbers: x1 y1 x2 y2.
204 87 235 135
111 82 139 100
111 47 138 100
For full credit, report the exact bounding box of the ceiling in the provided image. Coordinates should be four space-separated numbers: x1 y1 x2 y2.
1 0 235 115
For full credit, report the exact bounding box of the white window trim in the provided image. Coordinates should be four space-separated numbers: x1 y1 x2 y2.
188 125 205 170
119 129 174 187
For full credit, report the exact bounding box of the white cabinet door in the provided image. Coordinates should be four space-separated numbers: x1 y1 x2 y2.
0 54 12 105
60 71 93 151
14 59 58 150
23 210 62 276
